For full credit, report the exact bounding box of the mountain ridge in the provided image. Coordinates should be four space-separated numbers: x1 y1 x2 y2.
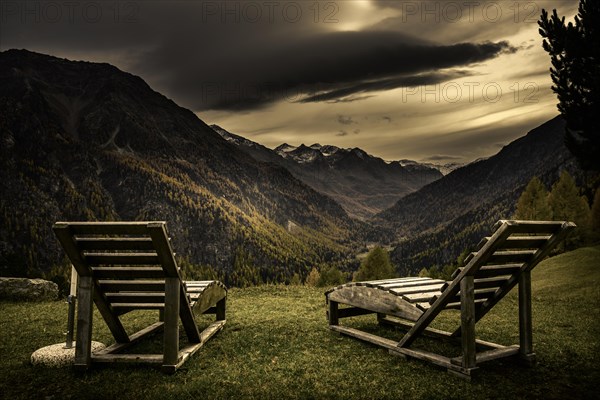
375 116 584 274
0 49 359 283
213 124 442 219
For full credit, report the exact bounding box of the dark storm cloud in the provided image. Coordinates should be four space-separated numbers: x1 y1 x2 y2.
369 0 579 45
136 32 513 110
299 69 472 103
1 1 515 112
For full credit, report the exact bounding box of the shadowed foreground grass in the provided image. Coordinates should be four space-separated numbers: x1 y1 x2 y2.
0 246 599 399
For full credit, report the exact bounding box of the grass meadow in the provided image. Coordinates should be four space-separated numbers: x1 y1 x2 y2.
1 246 599 399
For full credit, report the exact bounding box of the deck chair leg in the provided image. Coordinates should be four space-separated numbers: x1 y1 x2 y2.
216 297 226 321
518 270 536 365
328 300 339 326
74 275 94 370
163 277 180 373
458 276 477 376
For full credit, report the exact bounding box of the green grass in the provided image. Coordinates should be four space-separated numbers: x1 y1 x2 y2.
1 246 599 399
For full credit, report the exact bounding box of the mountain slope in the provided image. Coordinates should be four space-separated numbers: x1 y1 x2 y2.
213 125 441 219
0 49 359 282
374 116 583 274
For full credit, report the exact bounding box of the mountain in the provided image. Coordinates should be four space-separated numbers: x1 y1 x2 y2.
373 116 583 275
213 125 442 219
0 49 361 283
399 159 464 175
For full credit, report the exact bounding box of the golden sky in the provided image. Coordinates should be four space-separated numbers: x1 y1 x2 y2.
1 0 579 163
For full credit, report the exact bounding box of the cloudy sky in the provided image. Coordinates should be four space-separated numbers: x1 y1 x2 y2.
1 0 578 163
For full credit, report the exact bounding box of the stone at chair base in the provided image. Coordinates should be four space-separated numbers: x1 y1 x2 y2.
31 342 106 368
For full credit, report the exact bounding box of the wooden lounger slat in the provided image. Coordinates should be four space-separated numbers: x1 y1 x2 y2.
105 292 166 303
473 276 510 289
84 253 160 265
389 282 447 296
62 221 163 235
444 298 487 310
91 267 165 279
110 303 165 309
368 277 432 287
98 280 165 292
475 236 552 252
402 291 443 303
475 264 523 278
378 279 446 290
485 250 537 264
93 354 164 363
76 237 155 251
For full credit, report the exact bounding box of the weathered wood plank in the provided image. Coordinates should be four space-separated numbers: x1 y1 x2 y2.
460 276 476 369
327 285 423 321
451 346 519 365
498 236 552 249
402 291 443 303
84 253 160 265
76 237 154 251
147 222 180 278
475 264 523 278
98 279 165 292
328 299 339 325
485 250 537 264
91 267 165 279
518 270 533 357
93 354 164 363
445 298 486 310
163 277 181 367
59 221 158 235
389 282 447 296
110 303 165 309
74 275 94 370
330 325 399 350
372 278 437 289
474 276 509 289
192 282 227 315
105 292 165 303
216 297 226 321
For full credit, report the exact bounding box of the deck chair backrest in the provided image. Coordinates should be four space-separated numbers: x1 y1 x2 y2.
399 220 575 347
53 221 199 342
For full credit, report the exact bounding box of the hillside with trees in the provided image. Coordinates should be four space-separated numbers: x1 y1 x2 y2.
0 49 365 287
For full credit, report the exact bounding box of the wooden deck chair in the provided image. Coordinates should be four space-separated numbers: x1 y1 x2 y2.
53 221 227 373
326 220 575 379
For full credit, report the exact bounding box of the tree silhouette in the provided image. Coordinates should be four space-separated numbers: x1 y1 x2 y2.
515 176 552 220
548 171 591 248
354 246 395 281
538 0 600 171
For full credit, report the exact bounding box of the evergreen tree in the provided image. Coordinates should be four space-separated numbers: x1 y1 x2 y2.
548 171 592 248
318 265 345 287
539 0 600 171
353 246 395 281
305 267 321 287
515 177 552 220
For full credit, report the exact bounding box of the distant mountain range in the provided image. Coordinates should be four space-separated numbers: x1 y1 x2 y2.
213 125 442 219
374 116 583 275
0 49 360 281
0 49 584 284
